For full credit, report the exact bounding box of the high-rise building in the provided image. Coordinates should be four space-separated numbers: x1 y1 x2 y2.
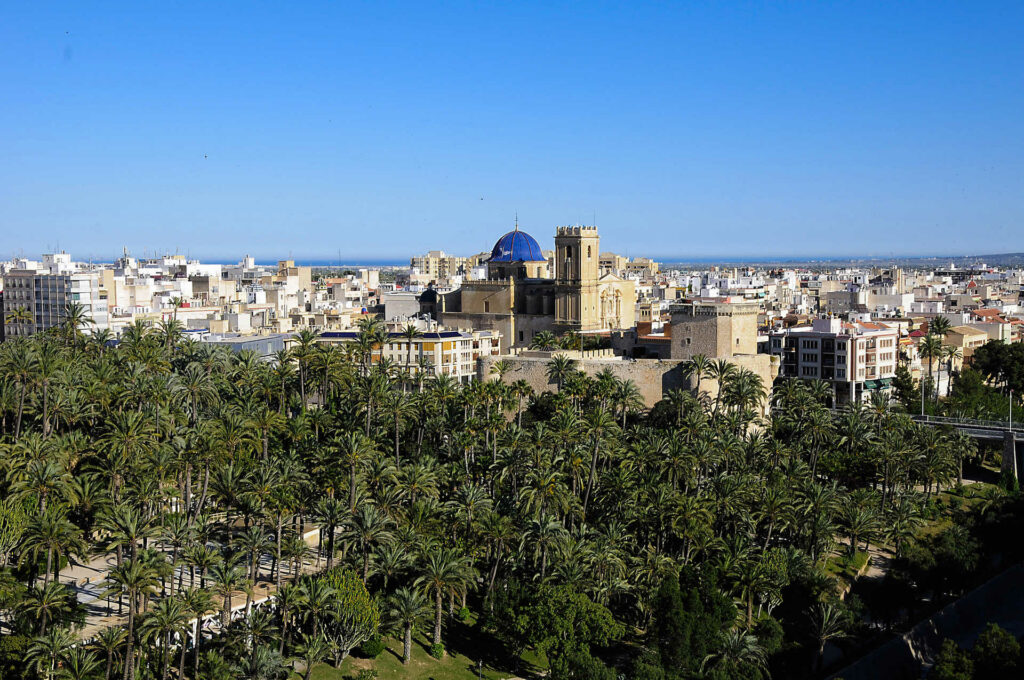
2 270 108 339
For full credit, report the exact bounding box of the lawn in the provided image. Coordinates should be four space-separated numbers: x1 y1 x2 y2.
291 621 542 680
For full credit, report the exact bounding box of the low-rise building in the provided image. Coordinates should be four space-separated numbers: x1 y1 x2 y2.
317 328 501 383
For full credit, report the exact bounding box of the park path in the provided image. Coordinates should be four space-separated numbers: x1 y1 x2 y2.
60 527 323 641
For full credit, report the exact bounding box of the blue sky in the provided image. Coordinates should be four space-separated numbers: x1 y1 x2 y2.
2 2 1023 261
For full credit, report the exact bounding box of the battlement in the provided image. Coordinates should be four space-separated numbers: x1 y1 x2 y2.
556 225 599 237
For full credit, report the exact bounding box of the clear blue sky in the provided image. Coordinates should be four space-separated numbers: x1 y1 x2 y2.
2 2 1023 262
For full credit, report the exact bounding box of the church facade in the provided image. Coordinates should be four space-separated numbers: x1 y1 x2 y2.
422 225 635 349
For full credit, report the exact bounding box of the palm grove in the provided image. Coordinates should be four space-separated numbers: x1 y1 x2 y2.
0 308 979 679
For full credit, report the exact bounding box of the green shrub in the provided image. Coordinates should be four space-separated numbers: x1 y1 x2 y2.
0 634 29 678
457 605 471 622
358 635 385 659
429 643 444 659
353 670 378 680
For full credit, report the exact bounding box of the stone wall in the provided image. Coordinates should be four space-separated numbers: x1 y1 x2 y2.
479 352 776 408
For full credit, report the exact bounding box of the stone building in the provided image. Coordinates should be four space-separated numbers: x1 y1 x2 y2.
422 224 635 349
668 301 759 360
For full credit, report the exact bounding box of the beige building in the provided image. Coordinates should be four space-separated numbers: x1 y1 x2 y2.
423 225 636 349
317 328 501 383
410 250 470 283
944 325 989 363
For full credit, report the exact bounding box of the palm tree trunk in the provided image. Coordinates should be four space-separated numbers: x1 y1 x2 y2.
350 465 357 513
582 439 601 521
194 619 203 680
124 607 135 680
161 632 171 680
15 383 26 441
404 623 413 664
433 591 443 646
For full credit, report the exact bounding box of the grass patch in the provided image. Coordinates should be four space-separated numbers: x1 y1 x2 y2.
290 620 538 680
825 549 870 584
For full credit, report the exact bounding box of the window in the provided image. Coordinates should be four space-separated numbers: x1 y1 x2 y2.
484 301 490 313
587 246 592 257
518 331 524 342
685 337 692 346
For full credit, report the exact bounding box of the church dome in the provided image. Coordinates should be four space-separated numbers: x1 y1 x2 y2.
488 228 546 262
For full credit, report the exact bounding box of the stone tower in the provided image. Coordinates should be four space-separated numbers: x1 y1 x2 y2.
554 226 601 330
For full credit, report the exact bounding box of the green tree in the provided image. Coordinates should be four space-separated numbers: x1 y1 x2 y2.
931 639 973 680
971 622 1020 678
387 586 432 664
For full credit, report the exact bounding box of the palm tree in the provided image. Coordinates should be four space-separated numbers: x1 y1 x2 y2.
942 345 963 397
335 431 374 512
63 301 94 347
489 358 513 380
139 596 190 680
546 354 575 392
6 340 38 440
701 628 768 677
20 581 72 635
5 303 33 326
582 408 618 520
919 335 943 406
208 554 246 627
20 508 86 587
706 359 737 413
275 582 307 654
26 626 77 680
381 391 415 467
90 627 126 680
683 353 713 396
314 496 348 570
388 587 432 664
57 645 103 680
102 558 159 680
529 330 557 350
400 322 423 375
294 632 331 680
180 587 215 679
291 328 321 407
298 578 336 637
347 505 393 582
810 601 848 672
415 547 466 649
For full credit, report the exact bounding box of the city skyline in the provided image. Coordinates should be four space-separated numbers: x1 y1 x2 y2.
3 2 1024 259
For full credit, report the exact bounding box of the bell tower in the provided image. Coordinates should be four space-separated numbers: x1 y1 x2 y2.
554 226 601 329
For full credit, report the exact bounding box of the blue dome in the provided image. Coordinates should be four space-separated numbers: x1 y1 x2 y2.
488 229 546 262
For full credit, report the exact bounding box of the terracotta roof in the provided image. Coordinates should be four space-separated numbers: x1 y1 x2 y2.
909 329 926 338
972 308 1002 318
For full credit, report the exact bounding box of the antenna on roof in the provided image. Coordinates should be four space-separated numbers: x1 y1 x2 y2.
514 212 518 231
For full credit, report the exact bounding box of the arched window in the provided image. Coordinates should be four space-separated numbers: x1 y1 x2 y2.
587 246 592 258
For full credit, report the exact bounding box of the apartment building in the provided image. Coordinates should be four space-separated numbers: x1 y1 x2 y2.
410 250 469 283
2 269 108 338
768 317 899 404
317 328 501 383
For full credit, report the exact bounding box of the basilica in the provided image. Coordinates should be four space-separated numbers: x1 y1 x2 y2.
421 224 635 349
